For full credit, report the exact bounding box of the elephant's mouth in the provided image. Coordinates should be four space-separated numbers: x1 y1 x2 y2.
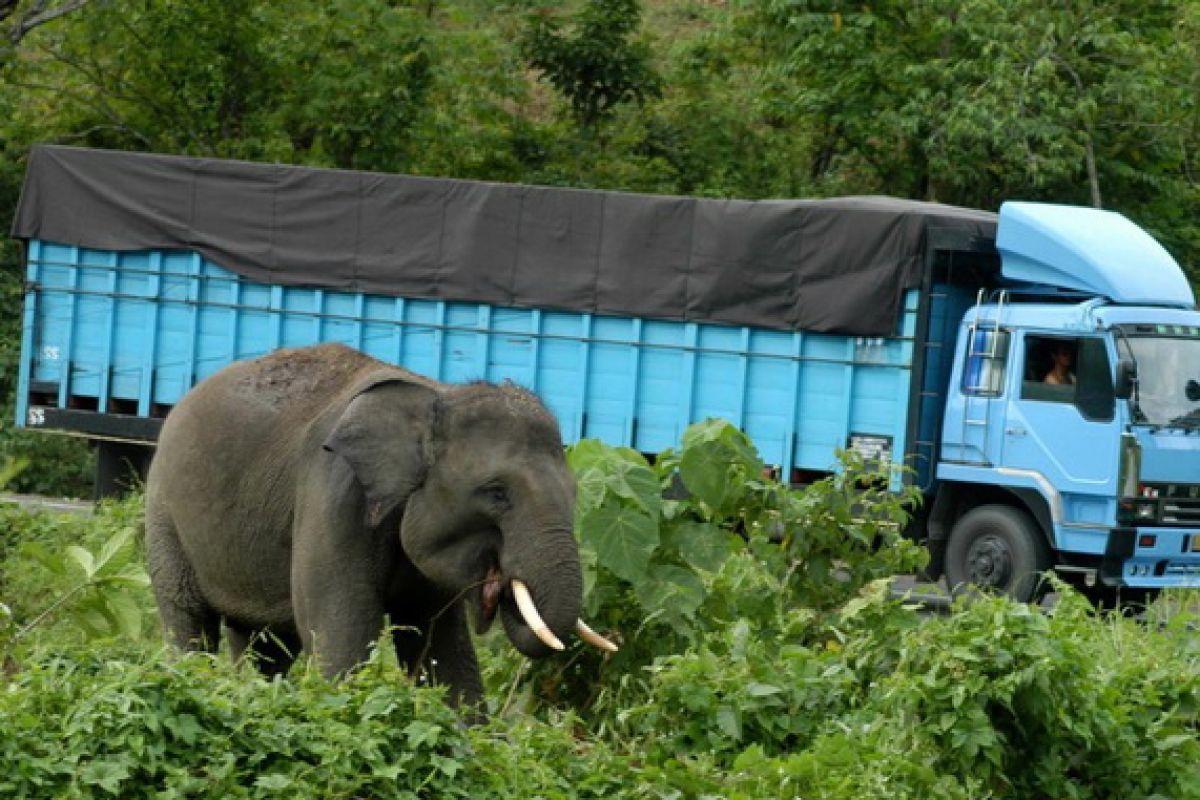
475 563 505 635
472 562 619 655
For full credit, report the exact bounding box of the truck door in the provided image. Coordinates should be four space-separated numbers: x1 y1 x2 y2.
1003 335 1119 506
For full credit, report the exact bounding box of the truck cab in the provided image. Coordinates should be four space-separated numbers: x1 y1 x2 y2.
931 203 1200 601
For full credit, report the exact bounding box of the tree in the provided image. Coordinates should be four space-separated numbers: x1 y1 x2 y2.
521 0 662 131
6 0 433 169
740 0 1199 276
1 0 89 49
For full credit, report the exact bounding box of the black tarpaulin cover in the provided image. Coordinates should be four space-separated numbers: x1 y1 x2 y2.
11 145 998 335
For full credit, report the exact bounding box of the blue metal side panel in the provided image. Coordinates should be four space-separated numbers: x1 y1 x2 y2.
29 243 72 388
111 251 152 407
635 321 687 453
15 241 42 428
152 252 195 405
743 330 794 467
17 242 917 474
585 317 637 445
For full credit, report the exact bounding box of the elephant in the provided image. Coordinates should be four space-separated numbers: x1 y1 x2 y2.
145 342 615 712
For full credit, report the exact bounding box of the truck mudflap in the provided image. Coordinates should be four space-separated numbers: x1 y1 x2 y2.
1101 527 1200 588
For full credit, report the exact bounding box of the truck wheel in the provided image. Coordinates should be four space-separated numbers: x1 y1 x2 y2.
945 504 1052 602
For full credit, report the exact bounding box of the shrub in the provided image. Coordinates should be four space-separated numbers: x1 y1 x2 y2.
2 423 1198 799
501 420 926 717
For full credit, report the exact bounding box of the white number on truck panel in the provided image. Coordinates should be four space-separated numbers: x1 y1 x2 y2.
40 346 60 361
26 407 45 427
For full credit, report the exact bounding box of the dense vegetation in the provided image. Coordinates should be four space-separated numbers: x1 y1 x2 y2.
1 425 1198 798
0 0 1198 493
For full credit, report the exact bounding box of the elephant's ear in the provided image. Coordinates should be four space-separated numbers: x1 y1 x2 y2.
323 378 438 528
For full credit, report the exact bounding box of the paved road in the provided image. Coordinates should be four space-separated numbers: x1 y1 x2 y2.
0 493 94 516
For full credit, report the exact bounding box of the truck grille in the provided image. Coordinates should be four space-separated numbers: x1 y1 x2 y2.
1162 499 1200 525
1142 484 1200 527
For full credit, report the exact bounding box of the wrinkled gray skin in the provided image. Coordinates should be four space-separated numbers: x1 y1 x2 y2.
146 343 581 712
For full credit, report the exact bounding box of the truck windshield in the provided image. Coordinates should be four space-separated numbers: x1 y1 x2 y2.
1119 333 1200 428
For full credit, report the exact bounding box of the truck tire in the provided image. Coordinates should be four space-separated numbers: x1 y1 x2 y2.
945 504 1052 602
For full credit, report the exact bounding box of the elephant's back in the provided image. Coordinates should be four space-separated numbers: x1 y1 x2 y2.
199 343 379 417
158 344 376 441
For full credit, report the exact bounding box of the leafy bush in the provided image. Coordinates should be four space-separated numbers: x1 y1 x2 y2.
1 649 500 799
0 495 151 664
503 419 925 716
603 582 1200 799
2 423 1198 799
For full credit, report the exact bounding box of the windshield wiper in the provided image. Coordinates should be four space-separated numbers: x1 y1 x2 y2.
1165 409 1200 430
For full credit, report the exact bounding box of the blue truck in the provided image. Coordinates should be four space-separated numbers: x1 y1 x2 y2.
11 146 1200 601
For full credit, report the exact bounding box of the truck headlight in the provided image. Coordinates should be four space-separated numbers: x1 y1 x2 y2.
1118 497 1160 524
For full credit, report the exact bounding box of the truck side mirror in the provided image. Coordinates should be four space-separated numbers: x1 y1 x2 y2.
1115 358 1137 400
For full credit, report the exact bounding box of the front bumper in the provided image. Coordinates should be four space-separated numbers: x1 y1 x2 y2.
1101 527 1200 588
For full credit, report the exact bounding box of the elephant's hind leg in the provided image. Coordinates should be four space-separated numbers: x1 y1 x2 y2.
146 502 220 652
226 623 300 677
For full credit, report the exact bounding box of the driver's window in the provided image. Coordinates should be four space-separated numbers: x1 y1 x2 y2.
1021 335 1114 421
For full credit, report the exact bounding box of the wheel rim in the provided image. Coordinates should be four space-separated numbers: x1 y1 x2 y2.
964 534 1013 589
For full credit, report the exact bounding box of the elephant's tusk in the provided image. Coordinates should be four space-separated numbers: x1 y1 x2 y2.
576 619 619 652
511 579 565 651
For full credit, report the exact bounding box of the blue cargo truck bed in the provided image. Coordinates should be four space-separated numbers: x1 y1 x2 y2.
18 239 920 476
11 146 1000 494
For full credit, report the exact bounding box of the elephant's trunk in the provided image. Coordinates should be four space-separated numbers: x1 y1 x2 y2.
498 529 585 658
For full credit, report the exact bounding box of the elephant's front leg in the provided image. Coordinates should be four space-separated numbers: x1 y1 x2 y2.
291 478 391 678
392 600 484 715
292 567 388 678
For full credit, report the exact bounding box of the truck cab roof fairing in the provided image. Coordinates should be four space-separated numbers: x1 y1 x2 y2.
997 201 1194 308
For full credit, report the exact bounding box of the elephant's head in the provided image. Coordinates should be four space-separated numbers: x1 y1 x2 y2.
323 375 615 658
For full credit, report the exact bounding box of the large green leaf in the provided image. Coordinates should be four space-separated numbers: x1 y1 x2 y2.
566 439 613 474
678 440 734 510
574 466 610 514
635 563 706 630
579 504 659 584
661 520 736 573
604 458 662 517
65 545 97 579
94 527 136 577
101 591 144 639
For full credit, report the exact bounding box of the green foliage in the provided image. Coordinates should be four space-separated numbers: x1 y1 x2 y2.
0 650 473 799
504 419 925 717
0 642 675 799
740 0 1200 277
0 495 151 662
7 0 434 167
260 2 434 170
521 0 663 129
604 584 1200 799
1 435 1199 798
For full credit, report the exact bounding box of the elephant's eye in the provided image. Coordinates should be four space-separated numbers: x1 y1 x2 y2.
479 482 510 507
